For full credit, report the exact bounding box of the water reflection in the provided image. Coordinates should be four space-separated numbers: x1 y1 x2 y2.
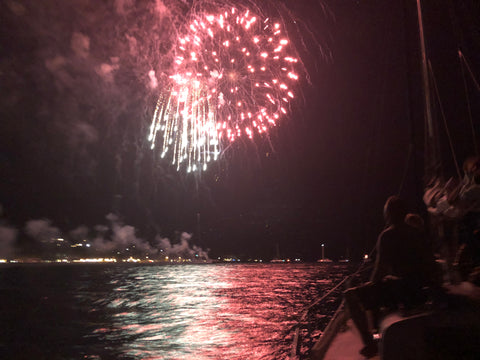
0 263 350 359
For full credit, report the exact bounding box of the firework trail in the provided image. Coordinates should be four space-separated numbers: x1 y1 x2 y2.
149 3 301 172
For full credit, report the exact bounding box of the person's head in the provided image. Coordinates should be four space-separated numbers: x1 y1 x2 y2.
463 156 480 175
383 196 407 226
405 213 424 230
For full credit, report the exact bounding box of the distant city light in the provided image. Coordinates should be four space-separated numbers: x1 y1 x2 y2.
73 258 117 263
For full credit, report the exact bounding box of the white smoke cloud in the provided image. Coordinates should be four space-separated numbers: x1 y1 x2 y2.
105 213 118 223
9 214 209 260
155 232 209 260
92 213 156 254
5 0 182 188
0 225 18 258
71 121 99 145
125 34 138 56
24 219 61 243
71 32 90 59
45 55 66 73
69 225 89 241
88 215 209 260
92 235 115 252
154 0 169 17
94 224 109 233
114 0 135 15
6 1 26 16
148 70 158 89
192 243 209 260
44 55 75 90
95 58 120 83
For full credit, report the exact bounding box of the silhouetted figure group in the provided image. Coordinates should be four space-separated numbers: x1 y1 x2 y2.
344 196 439 358
344 163 480 357
424 156 480 284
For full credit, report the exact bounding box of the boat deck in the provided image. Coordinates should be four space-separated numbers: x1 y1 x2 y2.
312 282 480 360
323 319 380 360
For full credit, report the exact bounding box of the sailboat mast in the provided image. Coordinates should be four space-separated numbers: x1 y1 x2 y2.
415 0 436 171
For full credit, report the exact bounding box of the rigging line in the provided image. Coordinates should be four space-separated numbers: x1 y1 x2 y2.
459 50 479 154
295 240 378 322
295 261 374 323
447 1 478 153
416 0 434 140
428 61 462 180
290 262 374 357
459 50 480 91
291 241 377 356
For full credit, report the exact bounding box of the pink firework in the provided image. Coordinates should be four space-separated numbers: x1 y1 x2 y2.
150 5 300 172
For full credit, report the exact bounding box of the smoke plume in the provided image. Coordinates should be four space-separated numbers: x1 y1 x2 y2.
0 225 18 258
155 232 209 260
24 219 61 243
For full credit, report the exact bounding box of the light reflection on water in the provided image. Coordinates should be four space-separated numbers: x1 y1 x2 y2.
0 263 350 359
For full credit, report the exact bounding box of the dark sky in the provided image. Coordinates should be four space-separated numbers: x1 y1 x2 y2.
1 0 479 260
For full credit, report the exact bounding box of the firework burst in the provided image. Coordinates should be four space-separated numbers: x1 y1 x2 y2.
149 4 301 172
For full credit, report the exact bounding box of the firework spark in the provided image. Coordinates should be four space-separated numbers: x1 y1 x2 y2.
149 5 300 172
148 78 221 172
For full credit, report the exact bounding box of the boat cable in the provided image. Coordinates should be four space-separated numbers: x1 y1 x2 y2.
459 50 479 155
291 221 392 357
292 241 378 325
428 60 462 180
291 257 375 358
458 50 480 92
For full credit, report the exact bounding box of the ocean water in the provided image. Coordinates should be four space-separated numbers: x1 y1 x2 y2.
0 263 352 360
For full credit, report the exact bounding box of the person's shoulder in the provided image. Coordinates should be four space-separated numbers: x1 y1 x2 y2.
379 224 406 236
379 223 420 240
379 225 395 235
377 225 396 243
403 223 424 236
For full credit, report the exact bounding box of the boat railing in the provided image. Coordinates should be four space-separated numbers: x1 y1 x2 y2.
291 262 373 359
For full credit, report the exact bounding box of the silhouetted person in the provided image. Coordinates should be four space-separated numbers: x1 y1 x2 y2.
344 196 438 358
405 213 425 231
455 156 480 282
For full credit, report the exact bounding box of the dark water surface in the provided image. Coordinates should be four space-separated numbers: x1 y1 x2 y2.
0 263 351 359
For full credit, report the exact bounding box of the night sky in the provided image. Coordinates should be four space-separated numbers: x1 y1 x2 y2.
1 0 479 261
